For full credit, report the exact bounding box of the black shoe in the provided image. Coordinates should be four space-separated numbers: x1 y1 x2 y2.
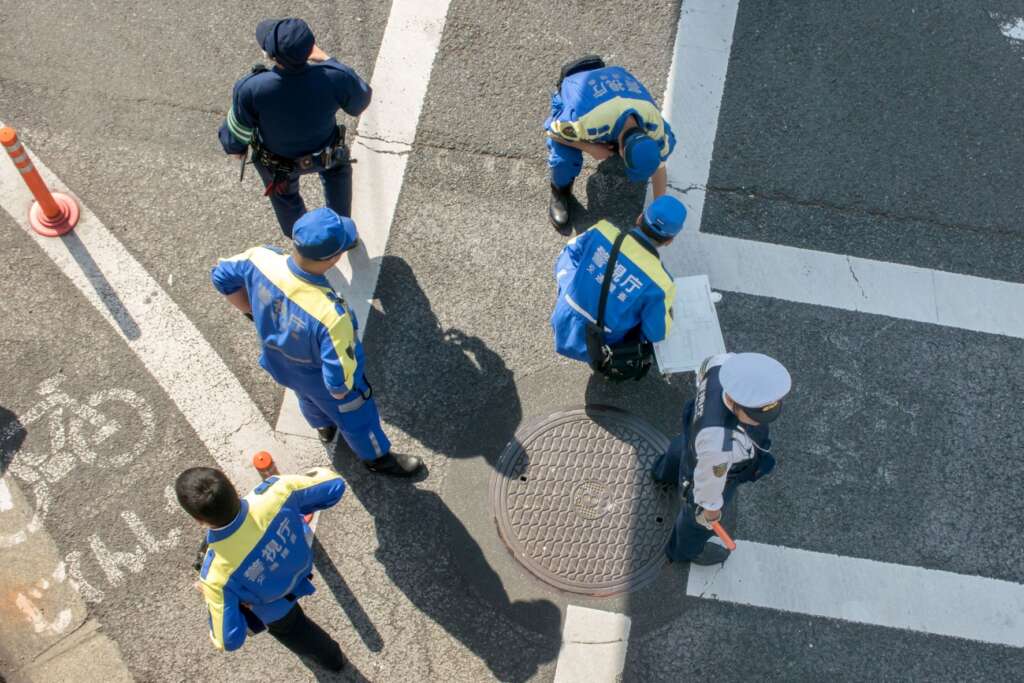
364 452 423 477
690 542 730 566
548 182 573 230
317 426 337 444
318 645 346 672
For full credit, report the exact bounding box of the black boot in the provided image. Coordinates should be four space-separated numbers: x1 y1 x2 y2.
691 542 730 566
548 182 573 231
316 426 337 444
364 452 423 477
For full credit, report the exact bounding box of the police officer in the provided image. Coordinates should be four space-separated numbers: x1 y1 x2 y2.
177 465 346 669
551 195 685 370
653 352 792 565
545 56 677 230
218 18 372 237
210 207 422 477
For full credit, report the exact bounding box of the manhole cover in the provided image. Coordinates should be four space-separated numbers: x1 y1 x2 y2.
490 406 677 596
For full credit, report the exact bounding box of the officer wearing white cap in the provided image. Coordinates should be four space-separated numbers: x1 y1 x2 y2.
652 352 791 564
210 207 423 477
551 195 686 380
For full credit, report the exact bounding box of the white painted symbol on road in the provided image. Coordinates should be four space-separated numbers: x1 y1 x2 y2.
0 375 155 547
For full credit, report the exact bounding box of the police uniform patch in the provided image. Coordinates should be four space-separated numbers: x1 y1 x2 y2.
560 124 577 139
712 463 728 478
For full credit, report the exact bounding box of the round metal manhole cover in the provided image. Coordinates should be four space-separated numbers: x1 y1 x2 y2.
490 406 677 596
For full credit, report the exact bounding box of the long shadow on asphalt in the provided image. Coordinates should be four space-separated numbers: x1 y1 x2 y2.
58 232 141 340
569 156 649 235
362 256 523 475
312 537 384 654
0 405 26 475
329 453 562 682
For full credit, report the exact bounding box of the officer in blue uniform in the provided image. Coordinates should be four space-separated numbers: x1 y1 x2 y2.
551 195 685 368
176 465 346 670
653 352 792 565
218 18 372 237
544 56 677 230
211 207 422 477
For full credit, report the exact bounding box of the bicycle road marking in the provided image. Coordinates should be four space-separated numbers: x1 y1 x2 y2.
662 0 1024 340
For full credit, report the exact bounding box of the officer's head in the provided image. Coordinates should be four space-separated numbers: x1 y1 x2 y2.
720 353 792 425
292 208 359 271
620 121 662 183
256 18 315 70
639 195 687 246
175 467 241 528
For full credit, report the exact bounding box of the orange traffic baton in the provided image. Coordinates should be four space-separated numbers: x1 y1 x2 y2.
711 521 737 551
251 451 314 524
0 126 79 237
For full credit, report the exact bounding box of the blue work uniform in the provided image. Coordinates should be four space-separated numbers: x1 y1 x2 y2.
651 354 777 561
218 59 372 236
211 245 391 460
198 467 345 650
551 220 676 362
545 66 676 187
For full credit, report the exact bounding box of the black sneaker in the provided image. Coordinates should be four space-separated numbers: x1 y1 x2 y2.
364 452 423 477
317 426 337 444
691 542 730 566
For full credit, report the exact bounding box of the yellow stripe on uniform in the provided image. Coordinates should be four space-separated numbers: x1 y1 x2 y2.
550 98 668 152
247 248 358 391
593 220 676 335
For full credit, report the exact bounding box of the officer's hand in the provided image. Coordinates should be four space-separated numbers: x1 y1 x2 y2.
695 507 720 529
229 153 245 160
308 44 329 62
587 143 615 161
704 508 722 523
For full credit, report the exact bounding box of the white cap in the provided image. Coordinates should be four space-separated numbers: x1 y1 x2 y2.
719 353 791 408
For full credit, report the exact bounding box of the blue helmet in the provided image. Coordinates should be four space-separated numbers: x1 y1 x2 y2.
642 196 687 239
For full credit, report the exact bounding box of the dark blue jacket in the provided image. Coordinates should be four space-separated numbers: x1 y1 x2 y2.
218 58 371 159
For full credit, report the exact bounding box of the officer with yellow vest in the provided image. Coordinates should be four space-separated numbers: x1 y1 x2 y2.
545 56 677 230
210 207 422 476
551 195 685 364
177 465 346 669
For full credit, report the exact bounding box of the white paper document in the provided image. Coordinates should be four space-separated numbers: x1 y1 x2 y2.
654 275 726 374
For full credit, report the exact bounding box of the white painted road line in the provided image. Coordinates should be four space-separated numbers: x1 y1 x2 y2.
553 606 632 683
276 0 452 437
688 541 1024 648
661 0 1024 340
0 127 300 489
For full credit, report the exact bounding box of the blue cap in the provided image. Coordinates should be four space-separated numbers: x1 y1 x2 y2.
622 130 662 182
643 196 687 238
256 18 315 70
292 208 358 260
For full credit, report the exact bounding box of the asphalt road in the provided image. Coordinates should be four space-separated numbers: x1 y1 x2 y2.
2 1 1023 681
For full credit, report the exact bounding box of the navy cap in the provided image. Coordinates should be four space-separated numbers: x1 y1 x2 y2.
720 353 792 423
256 18 315 70
622 129 662 182
292 208 358 260
643 196 687 239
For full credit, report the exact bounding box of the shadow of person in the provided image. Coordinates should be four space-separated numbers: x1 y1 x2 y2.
0 406 27 476
361 256 523 467
328 456 562 683
311 537 384 654
571 156 649 234
584 367 690 440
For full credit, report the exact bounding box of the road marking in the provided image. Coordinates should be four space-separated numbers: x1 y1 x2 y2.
553 606 631 683
662 0 1024 340
993 13 1024 43
277 0 452 436
688 541 1024 648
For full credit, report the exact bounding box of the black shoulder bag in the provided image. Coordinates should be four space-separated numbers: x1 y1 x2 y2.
584 230 654 382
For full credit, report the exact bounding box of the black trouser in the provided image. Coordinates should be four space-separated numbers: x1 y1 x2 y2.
266 603 344 671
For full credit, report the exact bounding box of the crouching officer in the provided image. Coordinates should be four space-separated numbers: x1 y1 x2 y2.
551 195 685 379
176 465 346 670
653 352 792 565
544 56 677 230
211 207 423 477
218 17 372 237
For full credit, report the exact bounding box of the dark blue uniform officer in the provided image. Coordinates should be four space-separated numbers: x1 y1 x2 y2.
176 465 346 671
653 352 792 565
544 56 677 230
551 196 686 366
211 208 422 477
218 18 372 237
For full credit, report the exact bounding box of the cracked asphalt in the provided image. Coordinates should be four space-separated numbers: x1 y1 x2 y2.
2 1 1024 681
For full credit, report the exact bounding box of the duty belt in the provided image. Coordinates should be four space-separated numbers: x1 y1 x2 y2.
250 125 352 196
